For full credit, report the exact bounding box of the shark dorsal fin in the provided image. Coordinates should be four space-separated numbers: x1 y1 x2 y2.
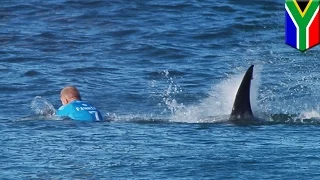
229 65 254 122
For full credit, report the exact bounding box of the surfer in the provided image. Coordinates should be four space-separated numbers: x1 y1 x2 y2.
56 86 103 121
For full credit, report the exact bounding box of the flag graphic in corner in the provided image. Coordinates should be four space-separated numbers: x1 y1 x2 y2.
285 0 320 51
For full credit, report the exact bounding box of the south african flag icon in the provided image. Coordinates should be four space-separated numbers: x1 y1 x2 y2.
285 0 320 51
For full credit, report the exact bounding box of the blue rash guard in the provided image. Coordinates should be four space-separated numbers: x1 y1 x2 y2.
56 100 103 121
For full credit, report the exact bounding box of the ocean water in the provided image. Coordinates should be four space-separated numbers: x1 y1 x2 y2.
2 0 320 179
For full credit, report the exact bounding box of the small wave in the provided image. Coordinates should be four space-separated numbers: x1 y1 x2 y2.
19 115 64 121
35 32 57 39
23 70 41 77
268 113 320 125
109 29 140 37
191 29 234 41
64 0 106 7
105 113 169 123
145 2 195 11
2 57 41 63
60 66 114 74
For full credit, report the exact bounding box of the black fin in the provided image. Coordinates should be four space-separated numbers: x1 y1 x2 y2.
229 65 254 122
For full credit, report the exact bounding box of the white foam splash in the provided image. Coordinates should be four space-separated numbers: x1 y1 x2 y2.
108 66 262 123
104 112 167 123
169 65 261 123
158 70 184 115
298 107 320 119
31 96 56 116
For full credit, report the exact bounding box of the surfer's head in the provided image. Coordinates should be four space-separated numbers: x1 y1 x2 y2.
60 86 81 105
